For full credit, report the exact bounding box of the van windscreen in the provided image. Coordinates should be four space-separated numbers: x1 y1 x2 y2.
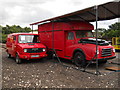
76 31 94 38
18 35 40 43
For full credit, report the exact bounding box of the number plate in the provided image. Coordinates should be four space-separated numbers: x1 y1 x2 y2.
31 55 39 57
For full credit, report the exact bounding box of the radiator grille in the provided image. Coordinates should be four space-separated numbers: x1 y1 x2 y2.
27 48 43 53
101 48 112 57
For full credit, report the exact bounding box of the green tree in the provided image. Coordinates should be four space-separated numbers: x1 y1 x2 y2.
96 28 107 38
102 22 120 38
2 34 7 43
1 25 32 43
109 22 120 30
0 25 2 43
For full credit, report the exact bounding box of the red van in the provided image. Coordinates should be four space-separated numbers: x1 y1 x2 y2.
38 21 116 66
6 33 47 64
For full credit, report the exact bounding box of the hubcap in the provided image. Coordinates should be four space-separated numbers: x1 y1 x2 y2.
7 53 9 57
77 56 82 63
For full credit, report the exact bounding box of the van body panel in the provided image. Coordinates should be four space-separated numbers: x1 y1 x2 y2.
38 21 116 61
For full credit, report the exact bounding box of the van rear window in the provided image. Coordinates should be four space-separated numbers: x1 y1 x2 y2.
18 35 40 43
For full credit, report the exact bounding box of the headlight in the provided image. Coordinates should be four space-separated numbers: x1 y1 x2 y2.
24 49 27 52
43 48 46 52
113 48 115 52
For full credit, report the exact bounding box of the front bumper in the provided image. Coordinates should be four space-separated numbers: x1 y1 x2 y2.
19 53 47 60
93 56 116 61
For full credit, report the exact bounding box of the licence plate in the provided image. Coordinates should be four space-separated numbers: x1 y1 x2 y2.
31 55 39 57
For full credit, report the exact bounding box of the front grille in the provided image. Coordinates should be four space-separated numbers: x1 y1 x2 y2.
101 48 112 57
27 48 43 53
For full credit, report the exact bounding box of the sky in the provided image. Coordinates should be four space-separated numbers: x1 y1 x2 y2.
0 0 119 29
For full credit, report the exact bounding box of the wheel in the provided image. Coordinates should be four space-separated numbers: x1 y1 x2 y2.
7 53 11 58
15 54 22 64
47 51 54 59
73 52 86 67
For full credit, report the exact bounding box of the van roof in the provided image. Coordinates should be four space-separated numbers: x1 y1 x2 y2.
38 21 94 31
8 33 38 36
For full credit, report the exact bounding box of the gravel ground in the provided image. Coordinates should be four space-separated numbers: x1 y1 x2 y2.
1 45 120 89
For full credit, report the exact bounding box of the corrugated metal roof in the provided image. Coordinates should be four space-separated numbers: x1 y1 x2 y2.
30 1 120 25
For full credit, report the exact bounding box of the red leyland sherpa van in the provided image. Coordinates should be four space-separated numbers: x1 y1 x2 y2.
6 33 47 64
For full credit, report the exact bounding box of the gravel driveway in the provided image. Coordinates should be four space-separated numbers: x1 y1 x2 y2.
1 46 120 89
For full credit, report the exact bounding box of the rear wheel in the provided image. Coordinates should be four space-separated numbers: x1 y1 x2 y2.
47 51 54 59
15 54 22 64
74 52 86 67
7 53 11 58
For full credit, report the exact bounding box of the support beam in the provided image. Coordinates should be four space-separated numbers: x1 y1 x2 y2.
87 11 101 20
75 15 88 22
32 25 33 33
95 5 101 75
101 5 117 16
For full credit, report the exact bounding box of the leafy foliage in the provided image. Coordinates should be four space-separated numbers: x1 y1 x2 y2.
1 22 119 43
1 25 32 43
98 22 120 39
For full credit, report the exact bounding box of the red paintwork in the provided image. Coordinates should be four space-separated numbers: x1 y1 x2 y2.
38 21 116 61
6 33 47 60
38 21 94 31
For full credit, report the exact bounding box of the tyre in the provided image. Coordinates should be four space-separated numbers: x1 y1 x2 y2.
47 51 54 59
7 53 11 58
73 52 86 67
15 54 22 64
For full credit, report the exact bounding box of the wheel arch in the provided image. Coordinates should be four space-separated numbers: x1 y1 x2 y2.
72 48 86 59
6 49 8 52
15 51 20 57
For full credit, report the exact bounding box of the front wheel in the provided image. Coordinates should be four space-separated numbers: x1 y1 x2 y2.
73 52 86 67
15 54 22 64
7 53 11 58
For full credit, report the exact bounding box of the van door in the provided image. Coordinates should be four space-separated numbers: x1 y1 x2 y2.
65 31 75 57
11 35 16 56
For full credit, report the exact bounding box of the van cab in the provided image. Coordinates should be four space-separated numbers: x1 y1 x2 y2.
6 33 47 64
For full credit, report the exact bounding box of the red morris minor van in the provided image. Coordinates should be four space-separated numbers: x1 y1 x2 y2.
6 33 47 64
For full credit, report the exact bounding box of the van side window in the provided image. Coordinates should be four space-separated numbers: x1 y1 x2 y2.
68 32 74 40
13 36 16 41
